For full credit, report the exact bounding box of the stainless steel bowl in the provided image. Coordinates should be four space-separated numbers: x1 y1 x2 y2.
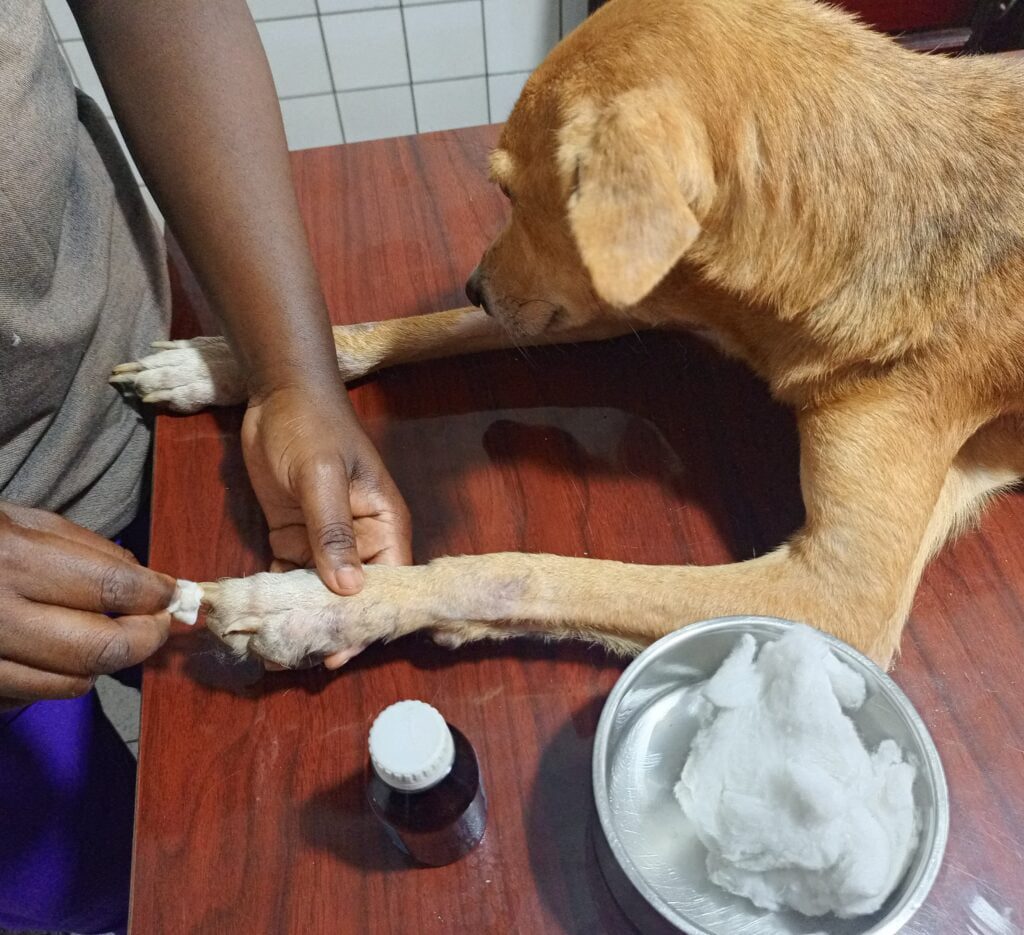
592 616 949 935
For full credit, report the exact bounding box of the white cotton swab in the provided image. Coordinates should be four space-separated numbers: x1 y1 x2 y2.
166 579 204 626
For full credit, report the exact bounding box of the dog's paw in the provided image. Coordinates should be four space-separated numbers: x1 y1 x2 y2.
110 337 247 413
202 566 434 668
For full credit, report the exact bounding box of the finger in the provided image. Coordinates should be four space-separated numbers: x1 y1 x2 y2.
323 644 369 669
267 525 313 571
3 503 139 564
269 558 300 573
296 458 364 595
0 597 170 676
263 658 319 671
350 469 413 566
5 526 177 615
354 515 413 566
0 658 94 701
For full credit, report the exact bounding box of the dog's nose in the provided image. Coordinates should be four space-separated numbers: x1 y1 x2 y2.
465 268 486 311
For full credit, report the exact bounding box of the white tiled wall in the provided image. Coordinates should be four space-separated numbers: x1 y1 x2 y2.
44 0 588 231
45 0 587 150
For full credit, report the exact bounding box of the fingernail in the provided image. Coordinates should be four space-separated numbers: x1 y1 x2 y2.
334 565 364 593
323 647 362 669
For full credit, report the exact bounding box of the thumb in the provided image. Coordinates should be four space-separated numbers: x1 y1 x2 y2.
297 457 364 595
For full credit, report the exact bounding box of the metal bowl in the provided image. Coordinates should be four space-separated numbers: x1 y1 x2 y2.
592 616 949 935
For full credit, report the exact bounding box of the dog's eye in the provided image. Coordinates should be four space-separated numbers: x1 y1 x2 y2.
499 183 514 202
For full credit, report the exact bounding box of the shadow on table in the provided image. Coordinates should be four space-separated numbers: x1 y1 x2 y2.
525 696 640 934
364 332 804 566
298 768 408 874
164 625 624 698
148 628 341 700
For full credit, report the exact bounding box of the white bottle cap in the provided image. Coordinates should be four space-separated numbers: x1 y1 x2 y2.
369 700 456 792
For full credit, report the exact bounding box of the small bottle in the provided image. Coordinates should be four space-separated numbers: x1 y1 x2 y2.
367 700 487 866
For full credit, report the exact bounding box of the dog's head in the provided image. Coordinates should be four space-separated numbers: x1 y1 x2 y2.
466 14 717 336
467 0 923 345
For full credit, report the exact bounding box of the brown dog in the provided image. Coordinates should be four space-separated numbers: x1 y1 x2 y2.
114 0 1024 669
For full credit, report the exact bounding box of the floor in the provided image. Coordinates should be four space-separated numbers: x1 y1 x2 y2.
95 675 141 760
0 679 138 935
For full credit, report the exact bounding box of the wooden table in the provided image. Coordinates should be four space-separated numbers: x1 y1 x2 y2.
133 125 1024 933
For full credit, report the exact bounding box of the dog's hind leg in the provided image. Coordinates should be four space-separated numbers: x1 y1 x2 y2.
111 307 640 413
868 413 1024 659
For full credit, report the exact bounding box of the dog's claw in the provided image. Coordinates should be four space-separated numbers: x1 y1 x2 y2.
141 391 175 405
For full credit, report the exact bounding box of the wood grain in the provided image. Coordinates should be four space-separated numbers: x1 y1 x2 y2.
134 125 1024 933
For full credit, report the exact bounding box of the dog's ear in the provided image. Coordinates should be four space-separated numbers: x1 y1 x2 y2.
558 90 715 309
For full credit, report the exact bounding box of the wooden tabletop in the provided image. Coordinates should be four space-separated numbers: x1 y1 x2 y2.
134 124 1024 933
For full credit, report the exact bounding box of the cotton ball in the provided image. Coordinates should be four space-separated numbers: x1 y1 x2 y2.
167 579 203 626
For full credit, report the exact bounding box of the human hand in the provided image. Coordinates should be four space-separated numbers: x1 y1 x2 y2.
241 383 413 598
0 503 177 709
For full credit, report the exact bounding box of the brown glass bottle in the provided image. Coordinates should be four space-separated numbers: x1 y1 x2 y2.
367 700 487 867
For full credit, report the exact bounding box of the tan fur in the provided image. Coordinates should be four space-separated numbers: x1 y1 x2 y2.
125 0 1024 668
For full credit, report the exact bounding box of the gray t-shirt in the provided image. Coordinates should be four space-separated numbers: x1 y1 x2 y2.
0 1 169 536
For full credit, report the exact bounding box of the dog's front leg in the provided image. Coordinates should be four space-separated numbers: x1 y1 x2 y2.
333 307 639 373
112 307 640 413
204 387 975 670
203 566 444 667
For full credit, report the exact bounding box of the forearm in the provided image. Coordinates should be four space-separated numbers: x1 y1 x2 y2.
71 0 341 398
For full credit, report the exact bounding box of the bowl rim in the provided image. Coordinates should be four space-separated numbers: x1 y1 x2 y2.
592 615 950 935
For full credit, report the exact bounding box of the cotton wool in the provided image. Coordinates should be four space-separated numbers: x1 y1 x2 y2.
674 625 919 919
167 579 203 626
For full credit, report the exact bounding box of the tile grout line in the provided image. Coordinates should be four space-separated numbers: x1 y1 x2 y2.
480 0 491 123
276 67 529 103
312 0 348 143
250 10 320 23
397 2 420 132
253 0 467 21
322 0 475 13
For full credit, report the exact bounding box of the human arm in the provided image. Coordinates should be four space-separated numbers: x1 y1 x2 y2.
71 0 411 594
